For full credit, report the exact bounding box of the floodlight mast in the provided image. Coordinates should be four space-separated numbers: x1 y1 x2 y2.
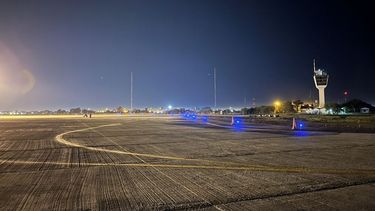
214 67 217 109
130 72 133 111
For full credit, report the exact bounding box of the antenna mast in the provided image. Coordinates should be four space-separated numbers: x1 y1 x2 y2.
313 59 316 72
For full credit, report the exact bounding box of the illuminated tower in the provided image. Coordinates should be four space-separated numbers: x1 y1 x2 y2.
313 59 329 108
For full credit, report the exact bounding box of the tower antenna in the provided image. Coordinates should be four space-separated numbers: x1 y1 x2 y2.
313 59 316 72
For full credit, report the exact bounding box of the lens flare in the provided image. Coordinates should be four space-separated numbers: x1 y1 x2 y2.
0 43 36 107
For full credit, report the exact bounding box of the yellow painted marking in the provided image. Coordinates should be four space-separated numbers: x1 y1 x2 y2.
55 123 263 167
0 122 359 176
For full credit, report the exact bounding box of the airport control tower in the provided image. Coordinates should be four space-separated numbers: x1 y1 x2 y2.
313 59 329 108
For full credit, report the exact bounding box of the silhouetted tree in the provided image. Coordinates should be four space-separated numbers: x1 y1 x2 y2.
325 103 341 114
281 101 295 113
341 99 374 113
254 106 274 114
292 100 304 112
70 107 81 114
117 106 127 113
56 109 67 114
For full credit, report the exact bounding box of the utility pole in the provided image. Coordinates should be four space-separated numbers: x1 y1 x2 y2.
214 67 217 109
130 72 133 111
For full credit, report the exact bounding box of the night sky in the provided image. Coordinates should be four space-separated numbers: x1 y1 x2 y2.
0 0 374 110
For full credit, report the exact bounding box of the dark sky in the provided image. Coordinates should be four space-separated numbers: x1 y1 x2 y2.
0 0 374 110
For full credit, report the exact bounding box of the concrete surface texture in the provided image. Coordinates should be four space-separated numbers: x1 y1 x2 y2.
0 115 374 210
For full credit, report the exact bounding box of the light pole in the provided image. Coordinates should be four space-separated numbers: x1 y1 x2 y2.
130 72 133 111
213 67 217 109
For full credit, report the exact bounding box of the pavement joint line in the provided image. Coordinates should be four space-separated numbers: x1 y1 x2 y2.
44 123 375 176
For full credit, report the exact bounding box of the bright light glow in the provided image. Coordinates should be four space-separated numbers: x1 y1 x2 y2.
232 117 244 132
273 100 281 114
182 112 197 120
295 131 309 137
274 101 281 107
168 105 172 110
233 117 242 126
297 121 304 129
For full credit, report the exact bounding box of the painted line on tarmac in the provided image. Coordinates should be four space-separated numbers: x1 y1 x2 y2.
56 123 215 161
51 123 375 176
55 123 267 168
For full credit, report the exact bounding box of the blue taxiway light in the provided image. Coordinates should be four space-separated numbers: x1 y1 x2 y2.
232 117 243 127
182 113 197 120
232 117 245 132
297 121 305 130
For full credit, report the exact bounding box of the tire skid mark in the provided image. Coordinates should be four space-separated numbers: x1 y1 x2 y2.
85 123 211 209
82 124 137 210
81 122 172 207
16 166 47 210
2 159 375 176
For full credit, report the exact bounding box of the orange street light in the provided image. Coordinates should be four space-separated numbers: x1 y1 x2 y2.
274 100 281 114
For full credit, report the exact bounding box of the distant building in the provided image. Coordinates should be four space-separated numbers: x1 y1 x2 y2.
361 107 370 114
147 107 164 114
